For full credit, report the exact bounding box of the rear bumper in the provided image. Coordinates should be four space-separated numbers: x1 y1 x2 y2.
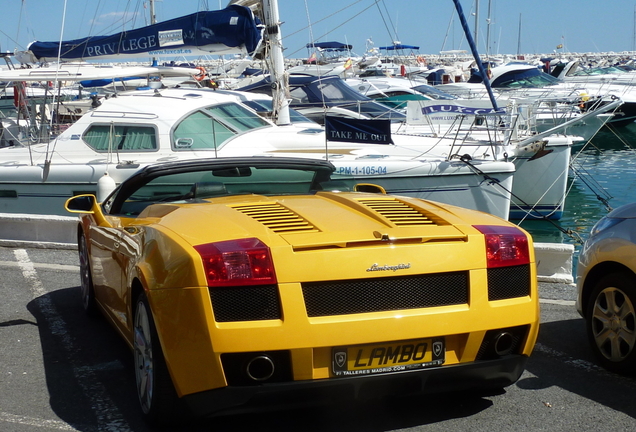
183 355 528 417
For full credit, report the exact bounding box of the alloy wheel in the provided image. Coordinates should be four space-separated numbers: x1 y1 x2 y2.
78 236 91 309
591 286 636 363
134 300 155 414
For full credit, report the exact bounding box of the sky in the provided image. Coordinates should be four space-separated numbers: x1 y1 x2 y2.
2 0 636 61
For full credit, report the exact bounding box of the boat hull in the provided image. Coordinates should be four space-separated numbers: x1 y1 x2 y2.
509 141 571 220
0 158 516 220
331 159 515 220
0 162 140 215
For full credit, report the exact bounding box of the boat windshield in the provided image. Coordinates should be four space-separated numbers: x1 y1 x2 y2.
572 66 628 76
293 78 406 121
492 67 560 88
412 84 456 100
241 99 316 124
203 102 270 132
172 102 270 150
298 78 371 103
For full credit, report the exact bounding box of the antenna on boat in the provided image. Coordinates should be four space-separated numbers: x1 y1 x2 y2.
43 0 70 174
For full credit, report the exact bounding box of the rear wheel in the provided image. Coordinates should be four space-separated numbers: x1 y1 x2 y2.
586 272 636 374
78 231 98 317
133 291 183 427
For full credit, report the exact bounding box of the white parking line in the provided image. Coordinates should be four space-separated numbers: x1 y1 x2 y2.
539 298 576 306
0 412 82 431
8 249 132 432
533 342 605 373
0 260 79 272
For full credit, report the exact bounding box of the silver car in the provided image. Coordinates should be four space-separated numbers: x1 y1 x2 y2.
576 203 636 374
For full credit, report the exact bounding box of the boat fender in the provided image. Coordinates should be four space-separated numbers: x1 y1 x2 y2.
579 92 590 110
97 172 117 202
13 83 28 110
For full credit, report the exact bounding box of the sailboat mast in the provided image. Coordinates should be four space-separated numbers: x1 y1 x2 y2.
452 0 498 111
262 0 290 125
517 13 522 55
485 0 492 55
474 0 479 50
149 0 156 25
149 0 157 65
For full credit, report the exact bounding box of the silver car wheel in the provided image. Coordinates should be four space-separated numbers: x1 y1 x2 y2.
591 286 636 363
134 298 154 414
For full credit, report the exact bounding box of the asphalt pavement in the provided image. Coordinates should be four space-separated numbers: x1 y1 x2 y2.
3 245 609 432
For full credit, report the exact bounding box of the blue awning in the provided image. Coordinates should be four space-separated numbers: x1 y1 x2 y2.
306 41 352 51
28 6 262 61
379 44 420 51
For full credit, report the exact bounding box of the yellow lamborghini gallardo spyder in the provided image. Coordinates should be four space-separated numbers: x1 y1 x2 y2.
66 157 539 426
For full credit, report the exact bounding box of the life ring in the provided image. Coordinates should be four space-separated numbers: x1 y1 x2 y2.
194 66 207 81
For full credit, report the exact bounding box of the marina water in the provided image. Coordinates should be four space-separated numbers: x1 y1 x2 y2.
518 123 636 269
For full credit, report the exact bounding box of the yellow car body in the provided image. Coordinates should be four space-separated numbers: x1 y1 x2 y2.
66 157 539 425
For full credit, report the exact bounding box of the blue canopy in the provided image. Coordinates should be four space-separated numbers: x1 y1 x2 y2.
379 44 420 51
28 6 262 61
306 41 352 51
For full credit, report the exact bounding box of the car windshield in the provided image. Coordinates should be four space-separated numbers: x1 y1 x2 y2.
106 162 335 216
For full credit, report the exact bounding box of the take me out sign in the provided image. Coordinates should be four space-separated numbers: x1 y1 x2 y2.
325 116 393 145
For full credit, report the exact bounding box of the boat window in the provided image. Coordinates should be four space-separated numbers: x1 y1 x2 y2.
492 68 560 88
83 124 157 152
172 103 270 150
318 82 348 101
313 80 370 102
412 84 456 100
242 99 316 124
173 111 234 150
289 86 310 104
204 103 270 131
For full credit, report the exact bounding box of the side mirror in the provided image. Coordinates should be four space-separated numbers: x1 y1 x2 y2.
66 195 96 213
65 194 113 228
354 183 387 194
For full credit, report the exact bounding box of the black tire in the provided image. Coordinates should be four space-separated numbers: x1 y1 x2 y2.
585 272 636 375
78 231 98 317
133 291 184 427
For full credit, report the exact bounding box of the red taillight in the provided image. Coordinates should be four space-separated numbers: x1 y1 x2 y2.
473 225 530 268
194 238 277 287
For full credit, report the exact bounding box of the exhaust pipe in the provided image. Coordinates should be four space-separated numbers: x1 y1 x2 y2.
246 355 275 381
493 332 515 356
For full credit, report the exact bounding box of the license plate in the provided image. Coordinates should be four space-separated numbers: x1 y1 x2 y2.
332 338 445 377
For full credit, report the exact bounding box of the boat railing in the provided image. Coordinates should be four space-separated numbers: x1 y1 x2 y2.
89 111 159 120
